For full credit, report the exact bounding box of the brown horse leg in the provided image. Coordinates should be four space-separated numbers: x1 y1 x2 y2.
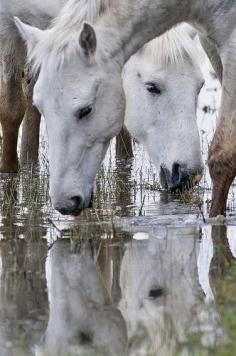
20 70 41 165
208 117 236 217
0 68 26 173
208 35 236 217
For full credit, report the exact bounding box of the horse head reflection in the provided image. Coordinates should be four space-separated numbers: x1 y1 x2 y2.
35 224 236 355
36 240 128 356
118 225 225 354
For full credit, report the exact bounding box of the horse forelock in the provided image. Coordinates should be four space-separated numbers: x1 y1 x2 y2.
30 0 113 74
139 25 203 69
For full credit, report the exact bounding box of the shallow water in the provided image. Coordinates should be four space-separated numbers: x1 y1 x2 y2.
0 62 236 355
1 212 236 356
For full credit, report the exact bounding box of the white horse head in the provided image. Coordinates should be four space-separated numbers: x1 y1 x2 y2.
119 227 220 354
14 1 125 215
123 26 205 190
36 240 127 355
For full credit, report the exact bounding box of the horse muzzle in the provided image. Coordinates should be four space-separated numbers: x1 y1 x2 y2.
54 191 94 216
160 163 203 191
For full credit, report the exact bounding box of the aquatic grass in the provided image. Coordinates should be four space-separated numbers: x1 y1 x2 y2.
1 89 235 233
0 155 52 233
0 132 231 236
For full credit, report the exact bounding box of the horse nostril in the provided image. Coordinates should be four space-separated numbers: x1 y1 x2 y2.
71 196 83 210
160 165 171 189
57 208 68 215
170 162 193 191
171 162 181 185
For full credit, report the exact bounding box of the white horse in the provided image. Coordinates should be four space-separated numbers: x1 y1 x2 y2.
118 226 224 355
3 0 236 215
0 1 204 214
36 240 128 356
123 26 204 190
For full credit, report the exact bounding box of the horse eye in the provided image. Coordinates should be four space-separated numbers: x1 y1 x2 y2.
148 287 165 299
77 106 92 120
145 82 162 95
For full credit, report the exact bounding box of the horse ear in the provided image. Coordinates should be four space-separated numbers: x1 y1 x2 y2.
79 22 97 57
181 23 197 39
14 17 43 53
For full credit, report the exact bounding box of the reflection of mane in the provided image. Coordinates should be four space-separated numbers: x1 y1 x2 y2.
30 0 112 72
138 25 201 68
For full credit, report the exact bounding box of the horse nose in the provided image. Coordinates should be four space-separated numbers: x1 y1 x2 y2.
160 163 203 191
56 195 84 216
71 195 83 211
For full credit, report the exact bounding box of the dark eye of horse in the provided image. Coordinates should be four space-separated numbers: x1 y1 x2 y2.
148 287 165 299
77 106 92 120
146 82 162 95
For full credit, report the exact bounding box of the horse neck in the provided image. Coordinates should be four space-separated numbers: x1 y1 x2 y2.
95 0 191 65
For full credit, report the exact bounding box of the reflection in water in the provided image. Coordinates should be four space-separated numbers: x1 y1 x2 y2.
0 170 49 241
210 226 234 282
119 226 221 355
37 240 128 356
0 176 19 239
0 224 236 355
0 238 48 356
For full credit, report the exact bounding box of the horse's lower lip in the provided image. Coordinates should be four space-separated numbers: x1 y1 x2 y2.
56 207 71 215
56 207 83 216
169 174 202 192
71 210 83 217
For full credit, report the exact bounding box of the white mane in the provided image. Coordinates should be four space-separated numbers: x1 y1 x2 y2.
30 0 113 72
138 25 202 68
30 0 201 74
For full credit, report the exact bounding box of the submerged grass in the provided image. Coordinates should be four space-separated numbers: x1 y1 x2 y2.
0 141 222 234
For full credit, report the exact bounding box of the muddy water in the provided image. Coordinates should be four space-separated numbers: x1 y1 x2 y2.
0 60 236 356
